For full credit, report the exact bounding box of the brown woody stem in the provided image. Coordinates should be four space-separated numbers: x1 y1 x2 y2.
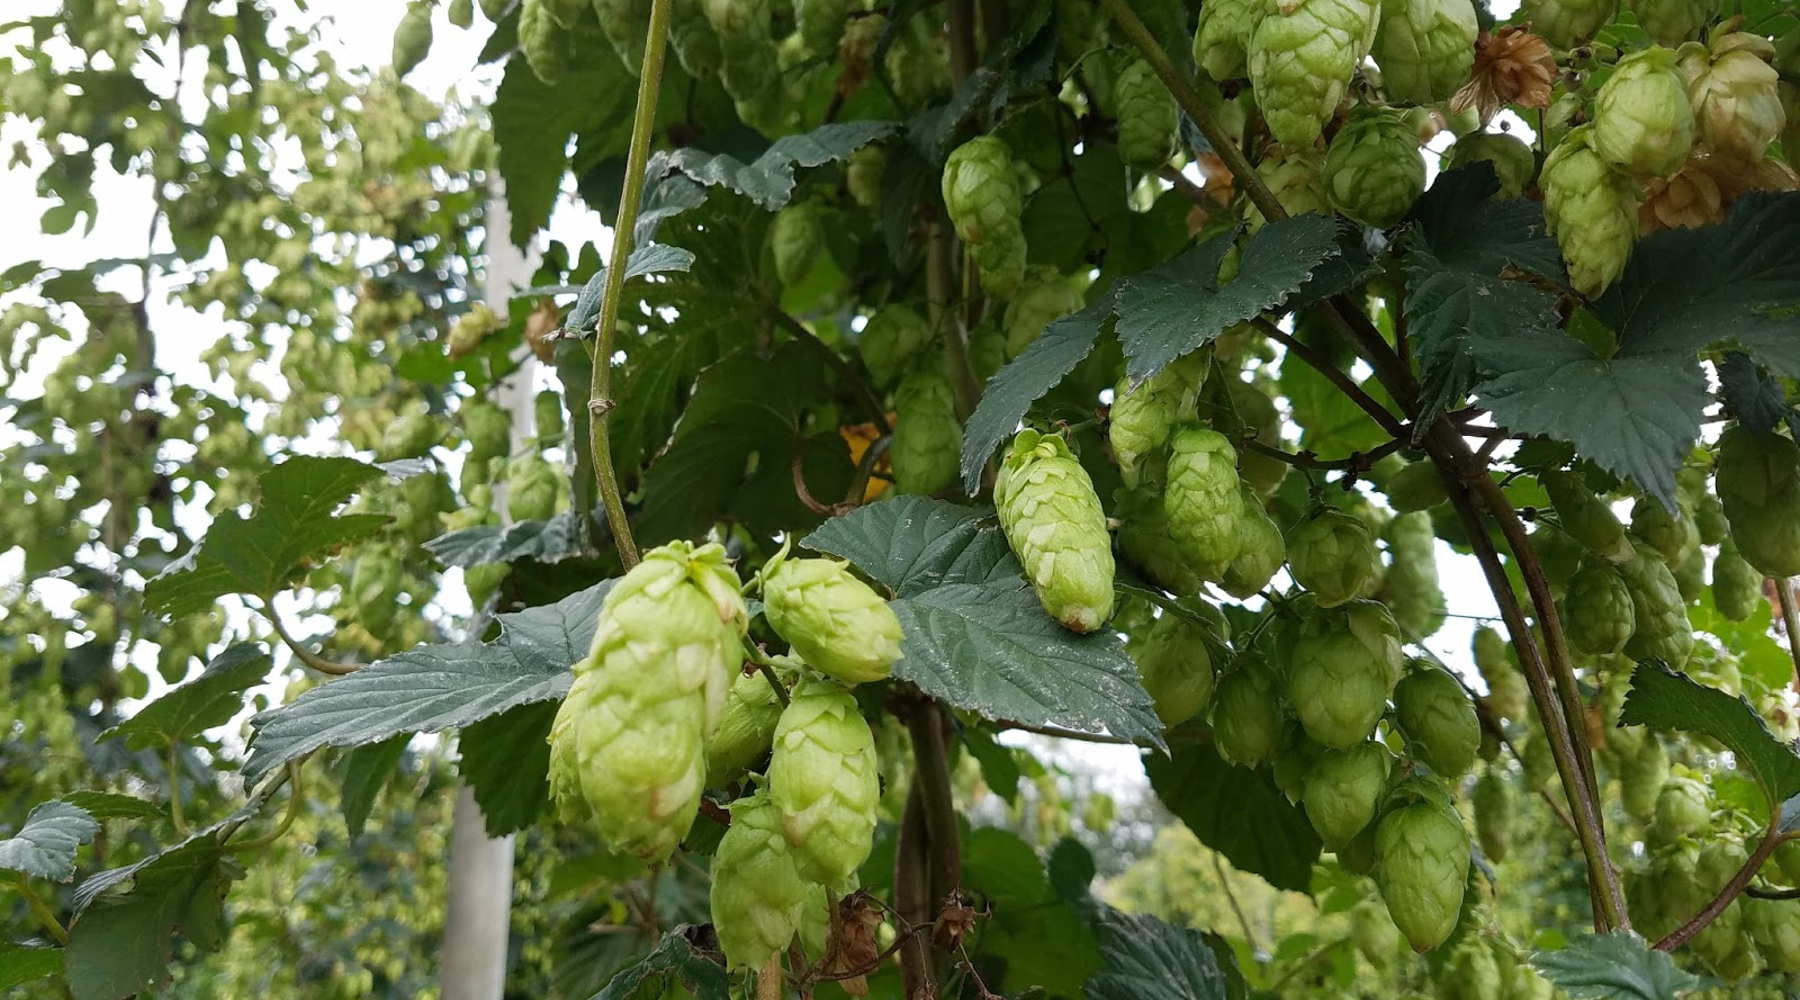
1657 826 1791 951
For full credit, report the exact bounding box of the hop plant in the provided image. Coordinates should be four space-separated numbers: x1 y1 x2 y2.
1302 739 1394 848
1617 541 1696 667
1115 56 1178 170
1212 657 1286 767
1541 126 1642 297
1247 146 1332 229
1473 626 1527 721
1715 425 1800 578
942 136 1028 300
1374 778 1472 952
1383 460 1448 513
1110 350 1207 487
1286 599 1404 749
1562 561 1636 655
1126 609 1218 726
1164 426 1247 577
767 680 880 886
1520 0 1617 49
1470 765 1511 861
1542 469 1635 563
1370 0 1479 104
1221 487 1287 599
891 367 962 497
705 668 787 788
1445 131 1537 199
996 429 1116 633
546 541 748 863
668 0 723 78
1116 486 1204 596
1248 0 1381 147
710 789 816 971
859 306 932 388
1288 509 1379 607
1627 0 1718 47
846 143 888 208
1593 47 1697 178
1002 267 1087 358
1394 663 1480 777
1228 379 1290 495
1351 898 1405 969
505 452 562 523
761 557 902 686
1193 0 1261 80
1323 107 1428 227
770 203 825 286
518 0 570 84
1630 495 1698 566
1711 536 1764 622
1381 511 1446 639
593 0 651 74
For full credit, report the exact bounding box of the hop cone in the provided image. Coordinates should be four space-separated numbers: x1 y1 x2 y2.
1711 536 1764 622
1002 267 1086 358
1303 740 1394 848
1746 898 1800 973
1324 107 1428 227
1374 779 1472 952
891 367 961 497
1115 56 1179 169
1248 0 1380 147
461 397 511 467
1628 0 1717 47
392 0 434 78
1393 663 1479 777
1371 0 1479 105
1212 657 1285 767
1221 487 1287 599
1247 147 1331 230
996 429 1116 633
1381 511 1446 639
1194 0 1261 81
1288 509 1379 607
1164 426 1247 577
1287 599 1404 749
1110 350 1208 487
547 541 748 862
668 0 722 77
1594 47 1696 178
711 789 815 971
763 558 901 686
593 0 650 74
1229 378 1289 494
1542 126 1641 296
1470 766 1511 861
1716 425 1800 577
859 306 932 388
1562 561 1636 654
847 143 887 208
943 136 1028 300
767 681 881 886
1442 940 1502 1000
771 204 825 286
1520 0 1616 49
1630 494 1697 566
1352 898 1405 969
705 668 786 787
704 0 784 133
1383 461 1447 513
794 0 847 59
1618 540 1695 667
1445 131 1536 199
505 453 562 522
1541 469 1634 562
1126 609 1217 726
1116 486 1204 596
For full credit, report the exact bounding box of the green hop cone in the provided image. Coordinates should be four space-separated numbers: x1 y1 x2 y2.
1248 0 1380 147
1441 941 1502 1000
1630 495 1698 566
1745 898 1800 973
1507 961 1557 1000
1562 561 1636 655
794 0 847 59
1116 486 1204 596
1711 536 1764 622
942 136 1028 300
1212 656 1286 767
449 0 474 28
1628 0 1717 47
535 389 565 444
1393 663 1479 777
1371 0 1479 105
1683 32 1786 163
1470 766 1511 861
1617 540 1695 667
859 306 932 388
668 0 722 78
1593 47 1696 178
996 429 1116 633
1716 425 1800 578
1126 609 1218 727
1324 107 1427 228
846 143 887 208
1286 599 1404 749
547 541 748 862
1541 126 1641 297
1221 487 1287 599
704 0 784 133
1696 492 1728 545
1384 460 1447 513
1374 779 1472 952
1110 350 1208 487
1520 0 1617 49
1228 378 1289 495
1303 739 1395 848
1194 0 1261 80
1530 525 1585 590
1777 837 1800 886
350 545 404 635
767 680 881 885
1672 545 1705 603
378 408 442 462
593 0 650 74
464 561 509 607
1381 511 1446 639
770 204 826 286
1620 734 1668 822
762 557 903 686
1001 267 1086 358
505 452 562 523
705 668 786 788
519 0 570 84
1164 426 1247 577
1115 56 1179 170
392 0 434 78
711 789 816 971
1246 146 1332 230
1650 770 1710 844
1445 131 1537 199
461 396 511 467
447 302 501 359
1352 898 1405 969
1541 469 1634 563
891 367 962 497
1288 509 1379 608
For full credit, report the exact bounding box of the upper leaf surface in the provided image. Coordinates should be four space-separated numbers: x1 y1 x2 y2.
65 834 240 1000
97 643 269 751
653 121 898 211
1083 907 1232 1000
1143 741 1322 893
800 496 1021 598
0 944 61 992
586 928 729 1000
1531 932 1703 1000
0 800 99 882
492 52 631 246
1620 660 1800 808
426 511 591 568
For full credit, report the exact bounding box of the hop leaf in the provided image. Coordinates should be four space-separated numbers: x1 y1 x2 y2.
767 681 881 886
762 557 903 686
996 429 1117 633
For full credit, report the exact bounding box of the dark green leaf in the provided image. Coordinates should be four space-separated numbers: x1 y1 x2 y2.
244 580 614 780
889 581 1165 749
1406 165 1563 278
1620 660 1800 809
963 726 1023 804
426 511 592 568
586 927 729 1000
0 801 99 881
144 457 388 616
799 495 1022 598
339 736 408 839
654 121 898 210
61 791 164 821
65 835 241 1000
562 244 697 334
964 828 1103 996
1531 932 1703 1000
0 944 61 991
96 644 269 751
1084 906 1231 1000
1716 351 1794 433
1047 837 1098 904
459 700 557 836
1143 742 1322 893
493 53 632 245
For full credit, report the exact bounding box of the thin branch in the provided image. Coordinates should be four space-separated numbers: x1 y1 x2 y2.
586 0 677 570
1746 885 1800 901
1657 826 1790 951
166 743 190 837
766 305 891 436
227 761 306 853
1253 317 1406 438
262 600 360 676
1776 577 1800 690
1239 436 1405 474
756 662 792 708
928 225 982 418
698 798 732 828
842 434 891 507
1212 852 1262 959
1267 936 1345 992
9 875 68 945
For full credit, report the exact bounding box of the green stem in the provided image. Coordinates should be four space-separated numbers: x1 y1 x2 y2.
1776 577 1800 690
166 742 190 837
227 761 306 853
928 226 982 418
262 599 359 676
9 874 69 945
755 662 792 708
586 0 676 570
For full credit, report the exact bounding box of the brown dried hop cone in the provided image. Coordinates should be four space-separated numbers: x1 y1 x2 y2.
767 680 881 886
1452 26 1556 125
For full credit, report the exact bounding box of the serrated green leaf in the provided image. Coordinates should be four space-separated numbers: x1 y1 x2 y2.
1407 165 1563 278
1716 351 1796 434
653 121 898 211
493 52 632 246
967 828 1104 995
339 736 408 839
609 303 757 474
459 700 556 837
1047 837 1098 904
890 581 1166 749
1531 932 1702 1000
963 726 1023 804
0 801 99 881
65 835 241 1000
585 928 730 1000
1083 906 1232 1000
0 943 61 991
1620 660 1800 809
960 295 1115 492
1143 742 1322 893
799 495 1022 598
1118 215 1344 383
426 511 591 568
144 457 388 616
244 580 614 780
96 644 269 751
61 791 164 821
561 243 697 335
